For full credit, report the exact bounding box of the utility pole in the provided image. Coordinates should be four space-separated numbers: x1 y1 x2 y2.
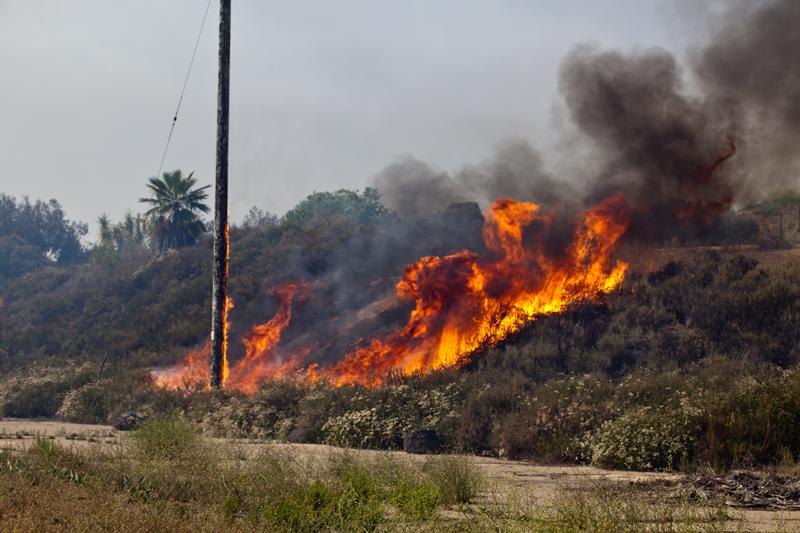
210 0 231 389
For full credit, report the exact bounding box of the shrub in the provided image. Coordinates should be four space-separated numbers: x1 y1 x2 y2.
581 398 702 471
2 381 73 418
322 383 463 450
130 416 199 461
56 382 111 423
192 380 308 439
495 374 613 461
323 407 405 449
4 381 89 419
698 369 800 469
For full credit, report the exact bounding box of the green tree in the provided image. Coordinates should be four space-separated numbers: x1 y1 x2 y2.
94 212 147 264
113 212 147 252
0 194 87 277
0 235 47 285
139 170 210 252
283 188 387 227
0 194 87 264
97 214 113 247
241 206 278 229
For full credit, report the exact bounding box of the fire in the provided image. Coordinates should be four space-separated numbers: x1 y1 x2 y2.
221 296 233 385
152 296 234 391
323 195 629 386
153 196 630 392
151 339 212 391
152 284 308 393
225 282 310 393
222 224 231 384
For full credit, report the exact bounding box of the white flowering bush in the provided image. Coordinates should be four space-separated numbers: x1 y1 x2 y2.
580 398 702 471
496 374 615 460
56 380 112 423
197 397 284 440
323 407 405 449
322 382 463 449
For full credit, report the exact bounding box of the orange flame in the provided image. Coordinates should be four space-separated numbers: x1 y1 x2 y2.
225 282 311 393
221 296 233 385
151 295 234 392
222 224 231 384
151 286 308 393
151 339 212 392
153 196 630 392
322 195 629 386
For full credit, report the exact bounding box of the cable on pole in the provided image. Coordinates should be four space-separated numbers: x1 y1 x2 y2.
156 0 214 178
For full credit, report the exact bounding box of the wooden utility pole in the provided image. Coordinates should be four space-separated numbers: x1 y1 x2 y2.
210 0 231 389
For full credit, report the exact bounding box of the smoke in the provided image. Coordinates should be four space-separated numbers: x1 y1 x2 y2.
375 139 575 217
373 158 466 218
306 0 800 368
376 0 800 241
558 46 734 239
558 0 800 239
694 0 800 199
190 0 800 385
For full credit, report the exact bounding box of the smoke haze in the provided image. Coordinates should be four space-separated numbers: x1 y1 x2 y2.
373 0 799 241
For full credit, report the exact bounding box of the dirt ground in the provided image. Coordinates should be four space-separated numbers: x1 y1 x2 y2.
2 419 800 531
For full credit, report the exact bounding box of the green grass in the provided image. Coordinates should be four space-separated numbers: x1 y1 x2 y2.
544 482 731 533
424 455 483 505
0 433 482 531
0 428 754 532
129 416 199 461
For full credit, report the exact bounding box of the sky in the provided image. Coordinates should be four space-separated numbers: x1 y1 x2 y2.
0 0 717 237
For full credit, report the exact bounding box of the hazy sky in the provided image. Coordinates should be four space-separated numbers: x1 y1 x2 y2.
0 1 712 236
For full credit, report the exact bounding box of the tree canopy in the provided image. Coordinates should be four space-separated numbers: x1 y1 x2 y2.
139 170 210 252
0 195 87 284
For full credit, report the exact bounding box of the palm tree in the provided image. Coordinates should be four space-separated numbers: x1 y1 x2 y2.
139 170 210 252
97 214 113 247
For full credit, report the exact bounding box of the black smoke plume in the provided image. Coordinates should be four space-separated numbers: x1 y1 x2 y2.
377 0 800 242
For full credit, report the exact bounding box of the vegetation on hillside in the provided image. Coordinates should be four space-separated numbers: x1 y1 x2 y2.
0 194 87 286
1 182 800 473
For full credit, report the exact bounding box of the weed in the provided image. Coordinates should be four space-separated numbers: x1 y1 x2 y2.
129 416 199 461
424 455 483 505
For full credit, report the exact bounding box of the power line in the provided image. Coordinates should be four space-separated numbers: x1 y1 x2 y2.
156 0 214 178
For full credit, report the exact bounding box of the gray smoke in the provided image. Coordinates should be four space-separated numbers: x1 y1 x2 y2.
557 0 800 237
694 0 800 199
559 46 730 206
375 139 576 217
234 1 800 373
376 0 800 240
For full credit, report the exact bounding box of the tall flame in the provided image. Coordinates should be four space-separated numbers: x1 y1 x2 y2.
151 286 307 393
153 196 630 392
323 195 629 386
225 282 310 393
152 295 234 392
222 224 231 385
221 296 233 385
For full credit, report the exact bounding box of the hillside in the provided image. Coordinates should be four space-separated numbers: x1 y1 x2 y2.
2 188 800 473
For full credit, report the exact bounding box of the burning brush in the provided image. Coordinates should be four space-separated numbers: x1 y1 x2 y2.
153 195 630 391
